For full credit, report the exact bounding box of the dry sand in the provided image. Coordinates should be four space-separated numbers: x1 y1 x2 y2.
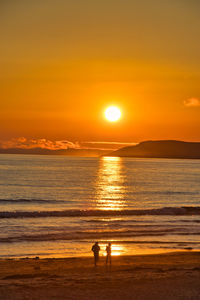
0 252 200 300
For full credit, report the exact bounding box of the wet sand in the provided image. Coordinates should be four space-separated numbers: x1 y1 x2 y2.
0 252 200 300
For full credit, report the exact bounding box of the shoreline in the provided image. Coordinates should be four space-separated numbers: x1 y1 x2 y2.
0 248 197 260
0 247 197 261
0 251 200 299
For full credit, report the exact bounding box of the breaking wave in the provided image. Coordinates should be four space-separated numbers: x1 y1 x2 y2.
0 206 200 219
0 198 63 204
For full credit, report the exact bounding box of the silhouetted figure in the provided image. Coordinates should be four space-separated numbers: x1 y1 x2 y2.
106 242 112 265
91 242 100 266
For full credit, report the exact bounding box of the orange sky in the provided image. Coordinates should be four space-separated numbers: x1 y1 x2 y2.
0 0 200 149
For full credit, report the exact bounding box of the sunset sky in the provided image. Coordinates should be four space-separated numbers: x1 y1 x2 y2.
0 0 200 150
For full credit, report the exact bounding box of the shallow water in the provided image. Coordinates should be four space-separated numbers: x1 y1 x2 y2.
0 154 200 258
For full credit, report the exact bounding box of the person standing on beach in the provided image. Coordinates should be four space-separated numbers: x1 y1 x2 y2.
91 242 100 266
106 242 112 265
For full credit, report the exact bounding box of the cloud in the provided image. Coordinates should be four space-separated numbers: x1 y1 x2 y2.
184 98 200 107
0 137 79 150
0 138 136 151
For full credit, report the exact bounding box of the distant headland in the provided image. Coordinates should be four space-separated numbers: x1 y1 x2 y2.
1 140 200 159
106 140 200 159
0 147 108 157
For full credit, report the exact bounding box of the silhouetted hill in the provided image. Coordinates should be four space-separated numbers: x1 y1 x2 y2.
0 148 109 157
106 140 200 159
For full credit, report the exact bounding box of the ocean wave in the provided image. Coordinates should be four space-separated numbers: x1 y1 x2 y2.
128 191 199 195
0 198 64 204
0 206 200 219
1 229 200 243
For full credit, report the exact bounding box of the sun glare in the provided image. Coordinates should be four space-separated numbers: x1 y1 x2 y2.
105 106 121 122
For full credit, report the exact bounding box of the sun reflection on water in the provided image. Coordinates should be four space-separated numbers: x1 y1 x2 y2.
101 243 125 256
95 156 126 210
110 244 125 256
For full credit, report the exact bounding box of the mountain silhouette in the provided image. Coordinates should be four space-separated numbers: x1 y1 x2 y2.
0 147 109 157
106 140 200 159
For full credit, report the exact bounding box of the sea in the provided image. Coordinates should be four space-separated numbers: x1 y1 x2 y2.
0 154 200 258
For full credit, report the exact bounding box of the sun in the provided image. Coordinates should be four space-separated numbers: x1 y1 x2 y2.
105 106 121 122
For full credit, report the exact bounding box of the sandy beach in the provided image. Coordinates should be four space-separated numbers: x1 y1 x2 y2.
0 252 199 300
